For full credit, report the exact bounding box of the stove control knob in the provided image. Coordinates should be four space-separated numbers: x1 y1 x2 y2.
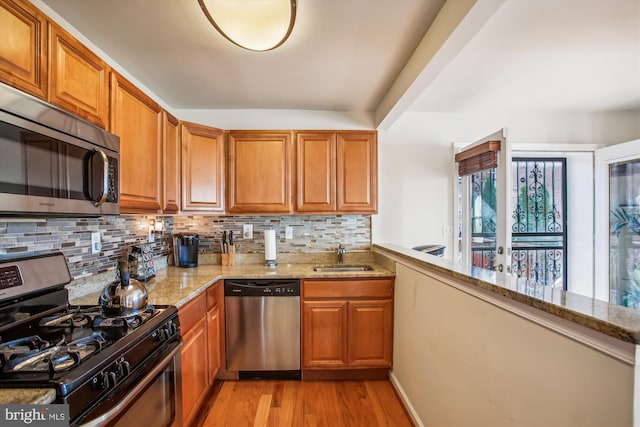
167 321 178 336
117 360 131 377
160 327 171 341
102 371 117 389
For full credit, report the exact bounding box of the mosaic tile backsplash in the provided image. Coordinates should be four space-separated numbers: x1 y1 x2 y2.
0 215 371 279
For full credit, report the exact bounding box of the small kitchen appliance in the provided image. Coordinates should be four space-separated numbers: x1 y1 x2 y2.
0 252 182 426
0 82 120 216
173 233 199 268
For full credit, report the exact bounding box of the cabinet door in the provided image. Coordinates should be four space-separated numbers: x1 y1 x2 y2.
347 299 393 368
336 131 378 213
110 72 162 213
302 300 348 368
181 121 225 212
206 305 220 385
295 132 336 213
48 22 109 128
162 111 180 213
228 130 292 213
181 317 208 427
0 0 47 99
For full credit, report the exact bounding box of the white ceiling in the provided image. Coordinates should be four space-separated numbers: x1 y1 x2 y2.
409 0 640 114
39 0 445 112
38 0 640 126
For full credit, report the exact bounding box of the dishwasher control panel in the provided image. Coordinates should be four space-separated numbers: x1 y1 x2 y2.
224 279 300 297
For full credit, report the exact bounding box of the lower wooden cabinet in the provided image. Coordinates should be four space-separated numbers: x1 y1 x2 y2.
179 280 224 426
301 278 394 379
302 300 348 368
347 299 393 367
180 315 208 427
206 280 225 385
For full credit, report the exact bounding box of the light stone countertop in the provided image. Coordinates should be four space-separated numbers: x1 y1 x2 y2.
374 243 640 345
70 261 395 308
2 259 393 405
0 388 56 404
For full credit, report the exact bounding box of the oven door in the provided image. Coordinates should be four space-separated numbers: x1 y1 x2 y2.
78 341 182 427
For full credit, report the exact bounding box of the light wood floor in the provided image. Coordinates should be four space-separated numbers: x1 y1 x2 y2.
201 380 414 427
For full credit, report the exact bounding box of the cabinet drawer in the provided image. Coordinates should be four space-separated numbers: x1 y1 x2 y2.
179 292 206 333
303 278 393 299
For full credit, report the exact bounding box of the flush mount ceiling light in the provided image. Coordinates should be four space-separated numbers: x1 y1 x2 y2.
198 0 296 52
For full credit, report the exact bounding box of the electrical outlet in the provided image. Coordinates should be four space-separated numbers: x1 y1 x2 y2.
285 226 293 240
243 224 253 239
91 232 101 254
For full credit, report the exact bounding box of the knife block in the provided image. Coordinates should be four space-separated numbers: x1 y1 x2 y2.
221 245 235 266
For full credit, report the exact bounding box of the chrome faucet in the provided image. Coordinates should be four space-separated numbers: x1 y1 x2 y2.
336 244 347 264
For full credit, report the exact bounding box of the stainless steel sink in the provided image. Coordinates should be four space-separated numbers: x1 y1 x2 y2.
313 264 374 272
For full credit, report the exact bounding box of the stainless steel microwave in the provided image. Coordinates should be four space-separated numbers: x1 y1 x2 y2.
0 83 119 216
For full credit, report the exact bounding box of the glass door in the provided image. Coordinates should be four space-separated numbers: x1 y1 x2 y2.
511 158 567 289
594 139 640 307
457 129 511 275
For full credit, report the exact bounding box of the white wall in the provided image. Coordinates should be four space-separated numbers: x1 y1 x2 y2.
173 109 374 130
392 261 634 427
373 110 640 262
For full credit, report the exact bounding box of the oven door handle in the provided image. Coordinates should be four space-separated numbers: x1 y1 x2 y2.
80 342 182 427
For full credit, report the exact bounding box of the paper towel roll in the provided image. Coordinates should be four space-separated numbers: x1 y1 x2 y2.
264 229 277 262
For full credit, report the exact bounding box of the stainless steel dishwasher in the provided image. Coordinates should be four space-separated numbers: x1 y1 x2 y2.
225 279 300 379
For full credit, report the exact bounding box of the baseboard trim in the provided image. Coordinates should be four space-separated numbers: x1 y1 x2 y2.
389 371 424 427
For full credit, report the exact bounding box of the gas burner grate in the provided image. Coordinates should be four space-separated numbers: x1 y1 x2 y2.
0 336 49 368
39 311 95 329
2 334 107 374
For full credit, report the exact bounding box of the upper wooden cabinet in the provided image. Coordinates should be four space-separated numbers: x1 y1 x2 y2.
181 121 225 213
336 131 377 213
162 111 180 214
296 132 336 213
227 130 292 214
296 131 377 214
48 22 109 128
0 0 47 99
110 72 163 213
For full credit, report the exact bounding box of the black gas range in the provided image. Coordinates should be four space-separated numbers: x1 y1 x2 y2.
0 253 182 427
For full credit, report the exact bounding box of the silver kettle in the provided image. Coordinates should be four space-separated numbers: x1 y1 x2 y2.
99 260 149 317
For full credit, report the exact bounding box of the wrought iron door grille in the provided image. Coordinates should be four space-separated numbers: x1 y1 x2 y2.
511 158 567 289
